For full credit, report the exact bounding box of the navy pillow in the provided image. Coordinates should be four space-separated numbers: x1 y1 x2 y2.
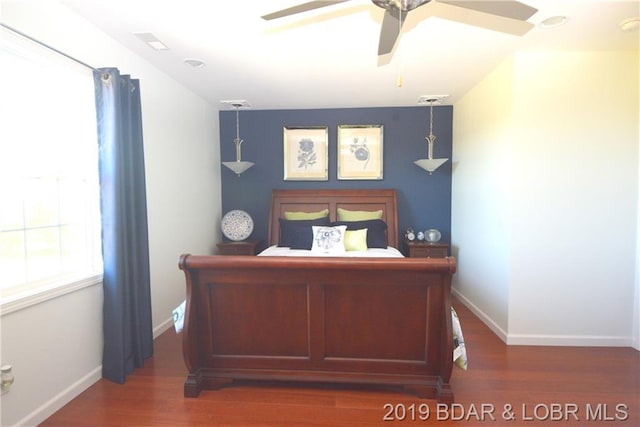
278 217 330 249
331 219 388 248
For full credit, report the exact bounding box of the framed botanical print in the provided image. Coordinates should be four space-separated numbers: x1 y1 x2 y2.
337 124 383 180
283 126 329 181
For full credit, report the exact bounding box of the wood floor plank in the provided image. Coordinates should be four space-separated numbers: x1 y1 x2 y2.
40 298 640 426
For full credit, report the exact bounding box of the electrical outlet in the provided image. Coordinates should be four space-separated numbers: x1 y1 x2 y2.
1 365 14 393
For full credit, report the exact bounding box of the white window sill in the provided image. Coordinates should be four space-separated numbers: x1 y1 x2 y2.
0 273 103 316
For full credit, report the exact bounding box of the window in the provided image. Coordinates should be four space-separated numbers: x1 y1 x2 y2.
0 29 102 311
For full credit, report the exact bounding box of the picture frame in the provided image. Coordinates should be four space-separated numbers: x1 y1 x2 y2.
337 124 383 180
283 126 329 181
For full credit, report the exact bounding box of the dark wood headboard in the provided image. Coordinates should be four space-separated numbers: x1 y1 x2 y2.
268 189 399 248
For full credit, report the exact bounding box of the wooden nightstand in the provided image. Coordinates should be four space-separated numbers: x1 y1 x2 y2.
404 240 449 258
216 240 260 256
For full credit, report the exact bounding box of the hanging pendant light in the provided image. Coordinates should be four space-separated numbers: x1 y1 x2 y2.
221 100 254 176
414 97 448 175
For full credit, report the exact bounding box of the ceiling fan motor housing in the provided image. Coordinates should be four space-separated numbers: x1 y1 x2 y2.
372 0 432 12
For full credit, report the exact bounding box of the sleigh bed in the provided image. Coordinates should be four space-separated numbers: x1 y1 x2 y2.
178 189 457 402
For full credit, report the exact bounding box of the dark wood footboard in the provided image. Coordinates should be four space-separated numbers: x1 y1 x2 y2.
178 254 457 402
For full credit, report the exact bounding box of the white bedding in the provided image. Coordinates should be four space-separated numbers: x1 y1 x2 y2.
258 245 404 258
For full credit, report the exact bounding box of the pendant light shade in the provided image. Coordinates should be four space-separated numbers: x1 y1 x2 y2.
414 158 448 173
222 159 254 175
222 101 254 176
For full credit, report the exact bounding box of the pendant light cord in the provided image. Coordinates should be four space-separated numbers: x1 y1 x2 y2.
235 107 240 141
429 100 434 138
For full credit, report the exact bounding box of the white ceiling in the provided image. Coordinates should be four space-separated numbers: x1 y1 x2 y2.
58 0 638 109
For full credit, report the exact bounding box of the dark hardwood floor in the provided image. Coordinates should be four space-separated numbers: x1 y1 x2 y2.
41 298 639 426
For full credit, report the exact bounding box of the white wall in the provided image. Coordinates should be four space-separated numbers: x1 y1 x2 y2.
451 57 515 340
633 57 640 351
508 51 638 345
452 50 639 347
0 1 221 425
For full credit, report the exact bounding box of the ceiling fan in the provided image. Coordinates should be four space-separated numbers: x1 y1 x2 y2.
261 0 538 56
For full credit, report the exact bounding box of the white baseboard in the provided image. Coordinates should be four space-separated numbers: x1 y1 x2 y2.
15 320 177 427
153 316 175 339
453 288 635 348
452 287 508 343
16 366 102 427
506 334 633 347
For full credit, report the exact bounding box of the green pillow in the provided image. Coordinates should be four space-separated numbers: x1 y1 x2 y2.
337 208 383 221
284 209 329 220
344 228 368 251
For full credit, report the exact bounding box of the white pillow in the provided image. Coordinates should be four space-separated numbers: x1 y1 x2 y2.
311 225 347 255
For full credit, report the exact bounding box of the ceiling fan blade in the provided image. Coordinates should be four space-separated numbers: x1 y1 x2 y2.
261 0 352 20
378 9 406 56
437 0 538 21
429 0 535 36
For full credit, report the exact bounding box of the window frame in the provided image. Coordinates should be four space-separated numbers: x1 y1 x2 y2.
1 273 103 315
0 27 103 315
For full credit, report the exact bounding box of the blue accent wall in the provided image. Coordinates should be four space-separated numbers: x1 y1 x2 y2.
220 106 452 254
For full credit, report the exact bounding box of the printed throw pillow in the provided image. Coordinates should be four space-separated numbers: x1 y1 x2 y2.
311 225 347 255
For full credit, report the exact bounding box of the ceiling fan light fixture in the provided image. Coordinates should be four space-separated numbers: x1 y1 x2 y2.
372 0 431 12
